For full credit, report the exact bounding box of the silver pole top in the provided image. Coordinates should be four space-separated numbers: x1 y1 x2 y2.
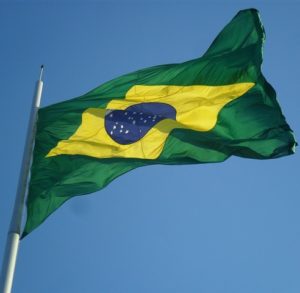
39 65 44 81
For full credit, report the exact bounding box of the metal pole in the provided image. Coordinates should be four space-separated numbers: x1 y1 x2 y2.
0 66 44 293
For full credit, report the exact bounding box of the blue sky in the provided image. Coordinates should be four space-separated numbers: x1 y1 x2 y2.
0 1 299 292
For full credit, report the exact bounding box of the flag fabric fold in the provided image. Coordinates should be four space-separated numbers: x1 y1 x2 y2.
22 8 296 238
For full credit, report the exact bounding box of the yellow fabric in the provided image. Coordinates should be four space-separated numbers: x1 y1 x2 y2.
47 83 254 160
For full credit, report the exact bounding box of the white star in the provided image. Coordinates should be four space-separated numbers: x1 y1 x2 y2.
125 130 129 134
113 125 116 129
121 125 124 129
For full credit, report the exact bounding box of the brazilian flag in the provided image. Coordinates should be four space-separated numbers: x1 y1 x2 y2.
23 9 296 237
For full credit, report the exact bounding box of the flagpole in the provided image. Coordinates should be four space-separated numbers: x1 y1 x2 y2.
0 66 44 293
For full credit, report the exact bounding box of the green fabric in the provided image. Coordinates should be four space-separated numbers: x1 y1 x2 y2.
22 9 296 238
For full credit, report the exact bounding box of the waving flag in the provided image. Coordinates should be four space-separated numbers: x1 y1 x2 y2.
23 9 296 237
